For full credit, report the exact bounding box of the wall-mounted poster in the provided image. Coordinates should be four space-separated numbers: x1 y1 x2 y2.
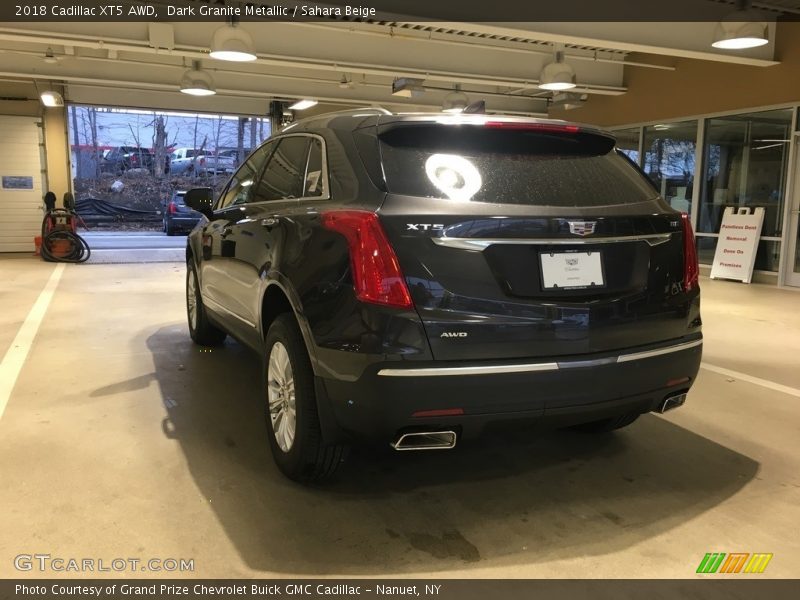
2 176 34 190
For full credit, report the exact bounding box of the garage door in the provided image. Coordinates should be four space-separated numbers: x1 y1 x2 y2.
0 116 45 252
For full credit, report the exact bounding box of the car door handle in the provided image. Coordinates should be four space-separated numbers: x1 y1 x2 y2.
260 217 279 227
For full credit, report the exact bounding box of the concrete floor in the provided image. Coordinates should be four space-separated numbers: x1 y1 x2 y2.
0 254 798 578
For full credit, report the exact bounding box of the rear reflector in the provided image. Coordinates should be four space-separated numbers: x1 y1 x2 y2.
484 121 580 134
321 211 413 309
412 408 465 418
666 377 691 387
681 213 699 292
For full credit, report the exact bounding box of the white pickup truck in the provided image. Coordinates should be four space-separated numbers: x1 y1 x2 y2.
169 148 235 176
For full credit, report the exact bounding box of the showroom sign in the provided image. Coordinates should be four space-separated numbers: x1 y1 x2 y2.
710 207 764 284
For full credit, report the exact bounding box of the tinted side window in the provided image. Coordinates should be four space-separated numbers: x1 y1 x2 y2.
255 137 310 202
217 143 273 210
303 138 325 197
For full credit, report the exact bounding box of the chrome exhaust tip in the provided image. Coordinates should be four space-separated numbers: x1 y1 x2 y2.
391 431 457 451
658 392 687 414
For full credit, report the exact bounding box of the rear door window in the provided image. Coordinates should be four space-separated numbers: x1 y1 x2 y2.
378 123 658 207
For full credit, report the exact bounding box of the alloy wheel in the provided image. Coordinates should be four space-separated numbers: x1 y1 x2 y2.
267 342 297 453
187 268 198 330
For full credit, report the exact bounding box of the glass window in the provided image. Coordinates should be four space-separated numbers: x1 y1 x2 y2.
255 136 311 201
303 138 325 197
697 236 781 272
642 121 698 215
614 127 641 164
379 124 657 207
699 108 793 239
216 143 273 210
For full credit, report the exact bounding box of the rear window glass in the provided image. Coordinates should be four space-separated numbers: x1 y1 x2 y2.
378 124 657 207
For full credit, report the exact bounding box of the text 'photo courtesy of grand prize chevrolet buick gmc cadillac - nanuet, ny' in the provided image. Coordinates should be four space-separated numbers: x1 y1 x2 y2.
182 110 702 483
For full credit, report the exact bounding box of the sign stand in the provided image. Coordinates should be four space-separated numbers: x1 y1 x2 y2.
709 207 765 284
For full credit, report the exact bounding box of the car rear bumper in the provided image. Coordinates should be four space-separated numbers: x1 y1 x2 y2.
315 336 702 445
167 216 201 227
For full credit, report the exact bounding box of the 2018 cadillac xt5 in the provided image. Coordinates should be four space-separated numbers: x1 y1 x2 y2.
183 110 702 482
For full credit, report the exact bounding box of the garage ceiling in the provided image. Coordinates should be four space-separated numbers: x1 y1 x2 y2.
0 8 789 117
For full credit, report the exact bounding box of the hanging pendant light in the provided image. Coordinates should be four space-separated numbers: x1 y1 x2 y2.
180 60 216 96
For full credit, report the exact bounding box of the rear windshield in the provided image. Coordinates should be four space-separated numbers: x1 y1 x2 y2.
378 124 657 207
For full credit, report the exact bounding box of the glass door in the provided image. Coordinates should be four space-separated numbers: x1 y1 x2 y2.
787 144 800 287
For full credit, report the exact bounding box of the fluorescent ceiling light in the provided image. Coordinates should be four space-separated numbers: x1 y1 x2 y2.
712 10 768 49
289 99 318 111
43 47 59 64
209 23 257 62
539 51 577 91
392 77 425 98
550 92 586 111
180 61 216 96
442 88 469 113
40 91 64 107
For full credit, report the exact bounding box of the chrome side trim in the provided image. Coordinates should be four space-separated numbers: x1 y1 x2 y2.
203 297 257 328
557 356 618 369
616 339 703 363
376 339 702 377
431 233 673 251
377 362 559 377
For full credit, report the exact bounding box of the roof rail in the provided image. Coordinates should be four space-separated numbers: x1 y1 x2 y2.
308 107 393 117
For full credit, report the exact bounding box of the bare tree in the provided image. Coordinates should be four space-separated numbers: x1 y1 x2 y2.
69 106 84 178
212 115 224 186
249 116 257 156
152 115 168 178
87 107 100 181
237 117 247 164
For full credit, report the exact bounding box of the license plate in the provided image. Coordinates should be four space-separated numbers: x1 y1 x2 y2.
540 251 604 290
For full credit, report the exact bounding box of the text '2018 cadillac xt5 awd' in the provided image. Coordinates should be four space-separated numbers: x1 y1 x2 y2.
183 110 702 482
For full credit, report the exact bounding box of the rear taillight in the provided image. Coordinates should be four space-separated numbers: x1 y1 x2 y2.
484 121 580 134
168 202 177 215
681 213 699 292
321 211 413 309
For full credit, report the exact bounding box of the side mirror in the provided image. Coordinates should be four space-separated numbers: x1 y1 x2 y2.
184 187 214 218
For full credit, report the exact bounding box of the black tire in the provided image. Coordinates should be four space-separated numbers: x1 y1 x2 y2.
573 412 640 433
165 218 175 236
186 261 226 346
264 313 348 483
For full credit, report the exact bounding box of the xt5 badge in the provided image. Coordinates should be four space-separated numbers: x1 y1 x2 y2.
406 223 444 231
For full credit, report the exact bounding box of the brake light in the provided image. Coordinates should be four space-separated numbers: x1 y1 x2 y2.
484 121 580 134
321 211 413 309
168 201 177 215
681 213 699 292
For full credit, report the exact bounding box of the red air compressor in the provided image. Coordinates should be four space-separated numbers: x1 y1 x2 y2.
37 192 91 263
